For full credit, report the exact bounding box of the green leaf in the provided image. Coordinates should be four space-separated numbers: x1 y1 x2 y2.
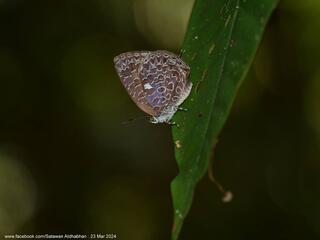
171 0 278 239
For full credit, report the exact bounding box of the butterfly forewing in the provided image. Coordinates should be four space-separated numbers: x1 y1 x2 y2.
113 51 157 116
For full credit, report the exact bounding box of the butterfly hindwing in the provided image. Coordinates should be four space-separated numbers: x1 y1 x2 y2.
137 51 191 116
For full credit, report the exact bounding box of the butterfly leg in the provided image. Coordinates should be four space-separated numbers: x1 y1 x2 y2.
178 107 188 112
149 117 158 124
168 121 180 128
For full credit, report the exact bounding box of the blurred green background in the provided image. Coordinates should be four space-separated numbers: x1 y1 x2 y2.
1 0 320 239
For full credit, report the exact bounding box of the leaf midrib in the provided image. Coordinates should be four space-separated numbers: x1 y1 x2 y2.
194 0 240 176
176 0 241 218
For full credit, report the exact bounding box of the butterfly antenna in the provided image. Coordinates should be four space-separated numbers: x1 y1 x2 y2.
208 142 233 203
121 115 149 125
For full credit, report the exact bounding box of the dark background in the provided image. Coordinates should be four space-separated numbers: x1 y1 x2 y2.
1 0 320 239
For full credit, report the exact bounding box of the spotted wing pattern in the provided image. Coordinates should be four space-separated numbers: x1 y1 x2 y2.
113 51 156 116
114 50 192 123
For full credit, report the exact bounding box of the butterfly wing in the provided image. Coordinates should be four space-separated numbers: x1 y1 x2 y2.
113 51 157 116
114 50 192 122
137 50 191 118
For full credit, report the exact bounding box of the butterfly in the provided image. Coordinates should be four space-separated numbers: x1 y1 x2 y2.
113 50 192 124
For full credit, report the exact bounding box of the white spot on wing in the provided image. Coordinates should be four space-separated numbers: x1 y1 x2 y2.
144 83 153 90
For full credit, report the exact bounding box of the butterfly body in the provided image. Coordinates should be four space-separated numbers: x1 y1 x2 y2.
114 50 192 124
